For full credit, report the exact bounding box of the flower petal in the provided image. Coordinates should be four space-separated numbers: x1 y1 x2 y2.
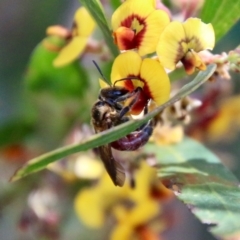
138 9 170 56
74 7 95 37
111 222 133 240
99 78 109 88
128 200 159 225
157 21 187 70
207 96 240 140
46 25 71 38
111 0 154 31
74 189 105 228
74 156 104 179
182 50 206 74
53 37 87 67
112 0 169 56
140 58 170 105
183 18 215 52
113 27 136 51
111 51 142 86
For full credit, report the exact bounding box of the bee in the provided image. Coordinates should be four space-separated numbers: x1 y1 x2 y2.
91 62 153 186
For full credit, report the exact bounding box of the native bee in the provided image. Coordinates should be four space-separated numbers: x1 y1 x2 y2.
91 62 153 186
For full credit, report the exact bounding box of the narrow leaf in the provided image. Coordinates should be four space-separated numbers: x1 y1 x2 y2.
169 67 193 83
200 0 240 41
145 138 240 239
79 0 119 57
10 64 216 182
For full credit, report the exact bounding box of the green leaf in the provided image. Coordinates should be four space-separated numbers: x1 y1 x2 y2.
144 138 240 239
169 67 195 83
10 64 216 182
200 0 240 42
79 0 119 57
110 0 121 9
25 36 89 99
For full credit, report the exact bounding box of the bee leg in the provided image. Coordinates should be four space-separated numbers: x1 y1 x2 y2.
117 88 142 119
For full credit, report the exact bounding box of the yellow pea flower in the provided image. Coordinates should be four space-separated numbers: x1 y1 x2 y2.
111 0 170 56
74 172 129 228
157 18 215 74
207 95 240 141
74 161 171 239
47 7 95 67
100 51 170 115
110 161 171 240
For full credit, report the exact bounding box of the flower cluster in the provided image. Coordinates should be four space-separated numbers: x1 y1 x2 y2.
98 0 215 121
42 1 220 237
112 0 215 75
54 1 218 238
74 162 173 240
96 0 215 155
48 1 215 118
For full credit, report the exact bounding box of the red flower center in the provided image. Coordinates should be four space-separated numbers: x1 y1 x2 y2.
119 14 147 50
123 75 151 115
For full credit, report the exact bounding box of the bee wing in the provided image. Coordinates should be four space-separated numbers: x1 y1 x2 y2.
98 144 125 187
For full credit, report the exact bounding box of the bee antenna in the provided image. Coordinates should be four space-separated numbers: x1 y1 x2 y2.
113 77 142 86
92 60 111 85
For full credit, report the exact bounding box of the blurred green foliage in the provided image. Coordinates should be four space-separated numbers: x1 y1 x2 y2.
25 36 88 99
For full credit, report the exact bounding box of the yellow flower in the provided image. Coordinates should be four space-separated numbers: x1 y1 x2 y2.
151 123 184 145
207 95 240 141
157 18 215 74
111 0 170 56
105 51 170 115
47 7 95 67
74 173 129 228
74 161 171 239
48 154 104 182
